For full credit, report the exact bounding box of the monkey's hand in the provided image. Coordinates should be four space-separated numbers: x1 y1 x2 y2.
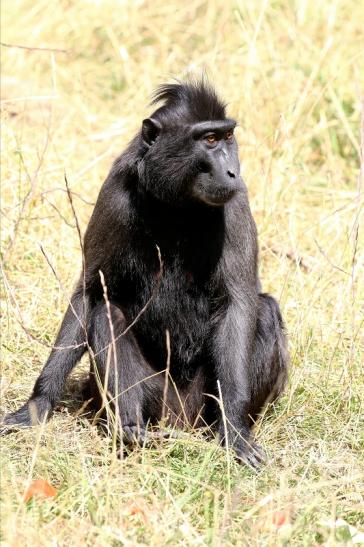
234 439 266 468
219 425 266 468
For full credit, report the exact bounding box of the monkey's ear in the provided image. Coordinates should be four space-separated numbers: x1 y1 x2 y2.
142 118 162 146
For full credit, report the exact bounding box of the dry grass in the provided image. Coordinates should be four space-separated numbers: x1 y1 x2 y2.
1 0 363 545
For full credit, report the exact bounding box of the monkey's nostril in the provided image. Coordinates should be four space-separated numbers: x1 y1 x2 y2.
227 170 236 178
197 161 211 174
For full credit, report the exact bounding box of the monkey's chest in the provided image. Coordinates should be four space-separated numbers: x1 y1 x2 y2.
131 266 212 380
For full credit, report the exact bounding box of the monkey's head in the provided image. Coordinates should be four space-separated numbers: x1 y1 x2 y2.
137 81 241 207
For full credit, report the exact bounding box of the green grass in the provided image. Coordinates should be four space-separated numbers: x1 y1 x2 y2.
1 0 363 544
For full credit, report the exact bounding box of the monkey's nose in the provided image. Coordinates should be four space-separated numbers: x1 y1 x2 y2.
227 170 236 178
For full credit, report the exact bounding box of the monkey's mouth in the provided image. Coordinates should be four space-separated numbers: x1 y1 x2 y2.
193 185 237 206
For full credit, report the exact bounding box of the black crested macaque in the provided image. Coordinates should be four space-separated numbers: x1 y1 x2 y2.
2 81 288 466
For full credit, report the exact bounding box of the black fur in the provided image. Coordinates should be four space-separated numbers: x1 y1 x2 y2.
2 81 288 466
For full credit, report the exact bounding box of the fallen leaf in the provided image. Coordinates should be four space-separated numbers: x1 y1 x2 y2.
125 500 148 524
271 510 289 527
23 479 57 503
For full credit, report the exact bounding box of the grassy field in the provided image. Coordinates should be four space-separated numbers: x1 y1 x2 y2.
1 0 363 545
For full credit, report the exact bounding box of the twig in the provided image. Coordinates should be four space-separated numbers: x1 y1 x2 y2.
313 238 350 276
41 187 95 206
64 175 85 262
42 195 76 228
1 260 85 351
348 89 364 365
162 329 171 421
1 41 68 53
39 245 85 336
64 173 89 342
99 270 121 436
5 101 52 257
262 244 311 272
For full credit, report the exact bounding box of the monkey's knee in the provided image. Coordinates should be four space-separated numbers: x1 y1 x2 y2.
88 302 127 353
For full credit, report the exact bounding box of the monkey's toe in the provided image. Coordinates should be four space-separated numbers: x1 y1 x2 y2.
122 425 178 446
122 425 149 446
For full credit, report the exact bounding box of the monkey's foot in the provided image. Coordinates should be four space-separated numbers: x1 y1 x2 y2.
234 441 266 469
122 424 178 446
0 398 52 435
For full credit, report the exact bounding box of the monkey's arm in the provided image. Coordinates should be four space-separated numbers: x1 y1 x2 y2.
1 174 130 431
1 287 88 429
212 295 263 467
211 196 264 466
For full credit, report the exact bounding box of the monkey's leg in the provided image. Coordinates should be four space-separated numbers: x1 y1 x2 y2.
88 303 161 445
2 288 88 430
248 293 288 421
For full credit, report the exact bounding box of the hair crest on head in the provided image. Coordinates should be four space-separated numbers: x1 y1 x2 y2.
151 78 226 122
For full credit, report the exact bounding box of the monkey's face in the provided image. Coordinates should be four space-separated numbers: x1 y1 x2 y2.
191 119 241 206
138 117 242 207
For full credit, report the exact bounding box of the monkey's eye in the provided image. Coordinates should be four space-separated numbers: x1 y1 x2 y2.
204 134 217 146
225 131 234 141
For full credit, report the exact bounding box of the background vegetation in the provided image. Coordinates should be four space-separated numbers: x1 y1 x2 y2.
1 0 363 544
